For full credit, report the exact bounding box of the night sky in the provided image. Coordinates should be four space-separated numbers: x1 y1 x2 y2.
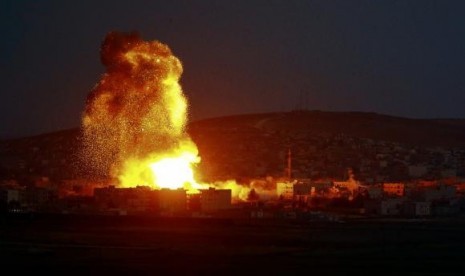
2 0 465 138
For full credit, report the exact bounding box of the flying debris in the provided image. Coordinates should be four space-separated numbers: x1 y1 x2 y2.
82 31 275 201
82 31 201 191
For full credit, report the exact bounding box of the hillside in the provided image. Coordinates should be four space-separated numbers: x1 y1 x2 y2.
1 111 465 182
189 111 465 148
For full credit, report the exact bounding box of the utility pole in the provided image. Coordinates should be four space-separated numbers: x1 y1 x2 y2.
287 148 292 180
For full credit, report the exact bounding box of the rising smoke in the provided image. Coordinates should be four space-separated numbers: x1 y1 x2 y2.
81 31 277 201
82 31 198 187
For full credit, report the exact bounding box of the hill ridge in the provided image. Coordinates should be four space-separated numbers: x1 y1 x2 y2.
2 110 465 181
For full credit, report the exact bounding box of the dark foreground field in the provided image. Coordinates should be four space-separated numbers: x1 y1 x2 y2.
1 214 465 275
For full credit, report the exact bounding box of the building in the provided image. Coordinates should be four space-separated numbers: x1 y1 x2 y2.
364 198 405 215
412 184 457 202
24 186 55 210
198 188 231 211
334 180 360 195
293 182 313 196
158 188 186 213
383 182 405 197
366 185 383 199
94 185 158 212
0 188 21 204
425 185 456 202
293 180 333 196
403 201 431 216
277 181 294 200
94 186 187 214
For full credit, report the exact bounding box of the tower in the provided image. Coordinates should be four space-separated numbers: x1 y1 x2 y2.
287 148 292 180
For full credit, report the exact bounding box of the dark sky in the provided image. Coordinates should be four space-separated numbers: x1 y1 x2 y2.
2 0 465 138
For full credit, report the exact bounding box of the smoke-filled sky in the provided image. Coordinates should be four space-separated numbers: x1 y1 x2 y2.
1 0 465 138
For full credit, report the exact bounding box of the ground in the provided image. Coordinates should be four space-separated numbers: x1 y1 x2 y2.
1 214 465 275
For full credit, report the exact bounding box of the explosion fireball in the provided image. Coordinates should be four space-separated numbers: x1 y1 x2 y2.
82 31 203 191
82 31 275 201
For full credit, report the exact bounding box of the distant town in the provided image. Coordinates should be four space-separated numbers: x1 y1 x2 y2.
1 111 465 220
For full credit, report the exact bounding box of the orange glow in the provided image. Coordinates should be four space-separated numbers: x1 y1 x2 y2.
81 32 274 202
214 179 278 203
82 32 202 192
149 153 198 189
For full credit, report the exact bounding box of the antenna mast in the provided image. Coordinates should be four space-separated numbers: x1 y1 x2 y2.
287 148 292 180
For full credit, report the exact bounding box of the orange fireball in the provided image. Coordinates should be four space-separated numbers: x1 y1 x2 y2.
82 31 270 202
82 31 202 191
